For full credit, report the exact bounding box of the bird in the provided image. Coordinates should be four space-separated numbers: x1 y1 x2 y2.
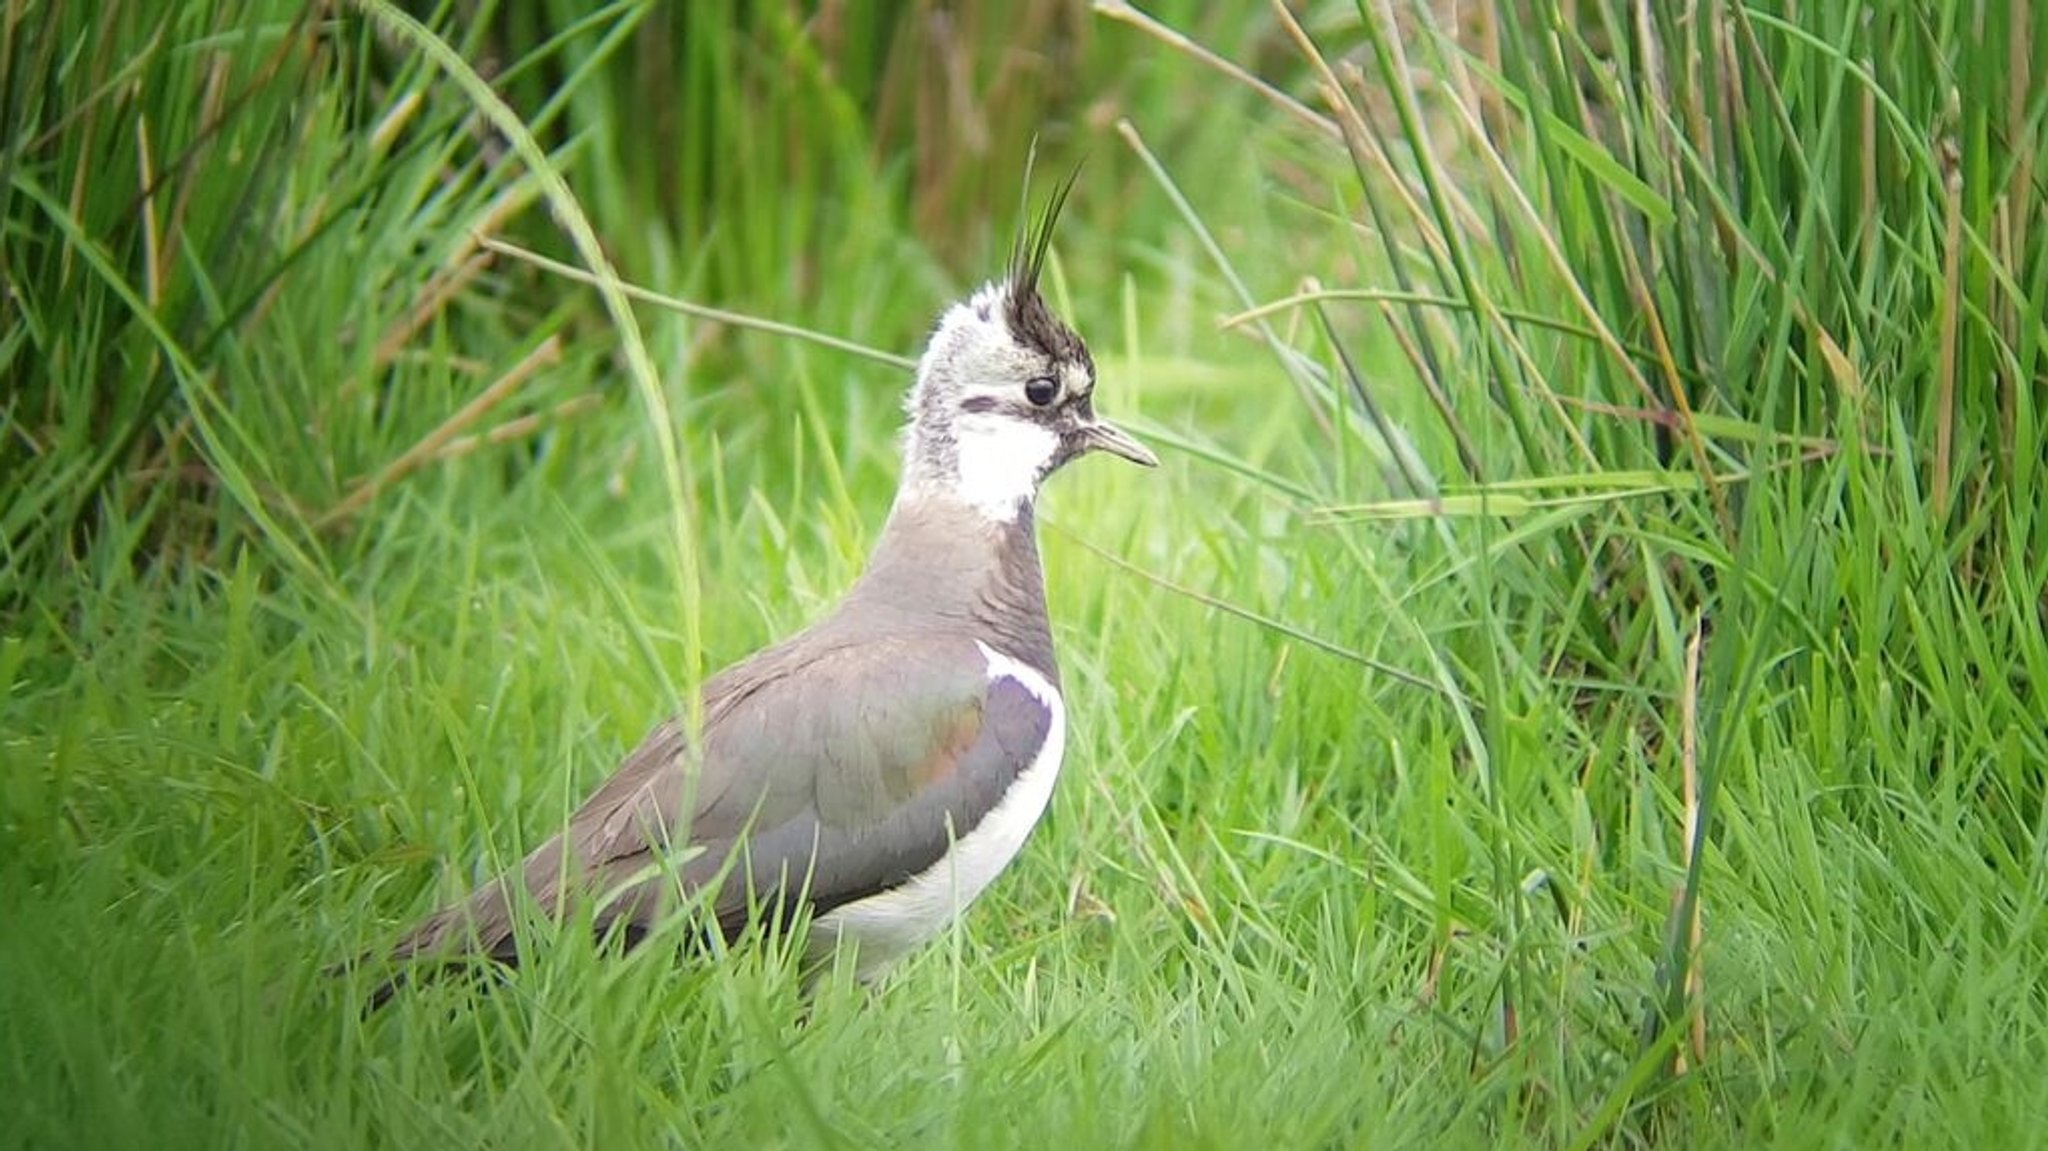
365 189 1156 1005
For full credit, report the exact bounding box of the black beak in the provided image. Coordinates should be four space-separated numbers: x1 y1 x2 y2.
1077 418 1158 467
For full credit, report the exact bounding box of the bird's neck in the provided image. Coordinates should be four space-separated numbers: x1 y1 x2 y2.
845 495 1058 682
897 416 1057 524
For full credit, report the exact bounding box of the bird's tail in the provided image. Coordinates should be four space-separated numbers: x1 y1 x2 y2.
337 876 522 1011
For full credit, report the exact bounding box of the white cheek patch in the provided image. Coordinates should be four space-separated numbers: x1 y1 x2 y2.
951 415 1058 522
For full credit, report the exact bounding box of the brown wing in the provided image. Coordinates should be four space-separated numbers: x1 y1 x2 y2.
376 631 1052 981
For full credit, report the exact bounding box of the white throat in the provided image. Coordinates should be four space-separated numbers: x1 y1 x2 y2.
947 416 1057 522
900 414 1057 523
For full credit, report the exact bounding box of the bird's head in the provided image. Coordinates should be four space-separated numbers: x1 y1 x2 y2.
899 185 1156 522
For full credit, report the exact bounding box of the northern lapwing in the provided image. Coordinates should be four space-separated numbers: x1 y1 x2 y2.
368 190 1155 1002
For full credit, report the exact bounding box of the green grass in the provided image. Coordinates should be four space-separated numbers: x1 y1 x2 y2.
5 1 2047 1147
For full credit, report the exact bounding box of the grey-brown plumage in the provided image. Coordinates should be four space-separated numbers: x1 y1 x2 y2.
361 195 1155 1004
382 503 1054 974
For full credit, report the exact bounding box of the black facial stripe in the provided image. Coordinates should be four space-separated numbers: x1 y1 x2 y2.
960 395 1002 414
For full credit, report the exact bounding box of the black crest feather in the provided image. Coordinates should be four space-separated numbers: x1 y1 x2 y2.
1003 155 1090 369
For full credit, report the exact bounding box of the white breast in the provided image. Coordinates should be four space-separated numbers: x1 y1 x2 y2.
809 642 1066 981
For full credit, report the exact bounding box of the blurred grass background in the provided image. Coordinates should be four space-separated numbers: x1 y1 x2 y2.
3 1 2045 1147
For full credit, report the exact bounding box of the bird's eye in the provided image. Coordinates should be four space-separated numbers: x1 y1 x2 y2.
1024 376 1059 407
